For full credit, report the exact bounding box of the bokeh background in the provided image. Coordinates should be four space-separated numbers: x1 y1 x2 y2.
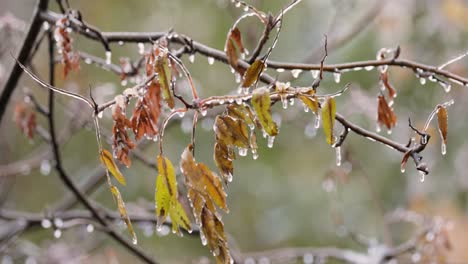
1 0 468 263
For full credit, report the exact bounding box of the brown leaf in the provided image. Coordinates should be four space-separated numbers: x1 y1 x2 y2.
131 81 161 141
225 38 239 71
200 206 231 263
400 150 412 173
377 95 397 130
112 103 135 167
230 27 245 54
226 104 256 128
155 52 175 108
54 17 80 78
214 142 234 183
437 106 448 144
13 101 36 140
381 72 397 98
214 115 249 149
241 60 265 88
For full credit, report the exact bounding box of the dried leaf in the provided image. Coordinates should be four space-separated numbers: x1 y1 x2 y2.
225 38 239 70
112 103 135 167
381 72 397 98
181 146 228 212
322 97 336 145
100 149 126 186
131 81 161 141
214 115 249 149
214 142 234 183
241 60 265 88
110 185 137 244
400 150 411 173
200 206 231 263
437 106 448 144
226 104 256 128
251 87 278 136
377 95 397 130
13 102 36 140
155 52 175 108
230 27 245 54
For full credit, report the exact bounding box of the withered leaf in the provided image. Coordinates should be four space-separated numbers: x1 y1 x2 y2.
437 106 448 144
377 95 397 130
214 142 234 183
214 115 249 149
241 60 265 88
400 150 411 173
381 72 397 98
100 149 126 186
112 104 135 167
230 27 245 54
322 97 336 145
110 185 137 244
155 53 175 109
200 206 231 264
225 38 239 71
251 88 278 137
181 146 228 212
131 81 161 141
226 104 256 128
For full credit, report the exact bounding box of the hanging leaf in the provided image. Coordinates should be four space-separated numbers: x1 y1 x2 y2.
230 27 245 54
155 52 175 109
322 97 336 145
241 60 265 88
100 149 126 186
214 115 249 149
225 38 238 70
437 106 448 144
381 72 397 98
251 87 278 136
299 92 319 114
131 81 161 141
110 185 137 244
155 155 191 235
400 150 412 173
377 95 397 130
200 206 231 263
112 103 135 167
226 104 256 128
181 146 228 212
214 142 234 183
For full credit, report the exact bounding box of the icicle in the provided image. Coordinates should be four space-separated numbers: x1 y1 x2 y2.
235 97 243 105
243 5 249 12
335 146 341 166
440 82 451 93
291 69 302 78
200 109 207 116
276 68 285 73
281 95 288 109
177 111 185 118
54 218 63 228
376 123 381 133
401 166 406 173
314 112 321 129
200 230 208 246
333 71 341 83
235 72 242 83
188 54 195 63
441 143 447 155
207 57 215 65
238 147 248 157
303 102 309 112
252 149 259 160
419 171 426 183
86 224 94 233
137 43 145 55
311 70 319 79
84 58 92 64
267 135 275 148
105 51 112 65
353 67 363 71
118 41 124 46
53 229 62 238
42 21 50 31
41 219 52 229
419 78 426 85
289 98 295 106
97 111 104 119
40 160 51 176
365 66 374 71
132 236 138 245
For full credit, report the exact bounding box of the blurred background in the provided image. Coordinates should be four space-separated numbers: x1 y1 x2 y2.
1 0 468 263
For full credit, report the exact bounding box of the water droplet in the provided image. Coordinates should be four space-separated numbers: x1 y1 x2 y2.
120 79 128 86
440 82 451 93
97 111 104 119
238 147 248 157
118 41 124 46
441 143 447 155
281 96 288 109
40 160 51 176
365 66 374 71
387 129 392 135
289 98 295 106
137 42 145 55
200 109 207 116
335 146 341 167
303 103 309 112
376 124 381 133
267 135 275 148
401 167 406 173
54 218 63 228
303 254 314 264
132 236 138 245
86 224 94 233
235 1 241 7
208 57 215 65
200 231 208 246
235 97 243 105
419 171 426 183
252 149 259 160
291 69 302 78
276 68 285 73
188 54 195 63
419 78 426 85
53 229 62 238
84 58 92 64
314 112 321 129
243 5 249 11
105 51 112 65
322 178 335 192
353 67 363 71
41 219 52 229
42 22 50 31
333 72 341 83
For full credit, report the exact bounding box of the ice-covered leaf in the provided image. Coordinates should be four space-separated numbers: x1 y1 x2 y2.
230 27 245 54
299 92 319 114
241 60 265 88
100 149 126 186
200 206 231 264
225 38 238 70
321 97 336 145
437 106 448 144
226 104 256 128
155 53 175 108
381 72 397 98
377 95 397 130
214 142 234 183
214 115 249 149
168 198 192 236
110 185 137 244
251 87 278 136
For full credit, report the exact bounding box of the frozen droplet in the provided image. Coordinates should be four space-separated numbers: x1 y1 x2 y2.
41 219 52 229
53 229 62 238
291 69 302 78
208 57 215 65
97 111 104 119
105 51 112 65
262 130 268 139
84 58 92 64
40 160 51 176
200 231 208 246
243 5 249 11
281 96 288 109
118 41 124 46
200 109 207 116
42 22 50 31
226 172 233 183
314 113 321 129
132 236 138 245
235 72 242 83
303 103 309 112
235 97 243 105
335 146 341 167
276 68 285 73
289 98 295 106
303 254 314 264
235 1 241 7
188 54 195 63
252 149 259 160
120 79 128 86
441 143 447 155
419 171 426 183
137 43 145 55
333 72 341 83
387 129 392 135
54 218 63 228
365 66 374 71
353 67 363 71
419 78 426 85
86 224 94 233
440 82 451 93
401 166 406 173
322 178 335 192
242 87 249 95
238 147 248 157
309 70 319 79
376 124 381 133
177 111 185 118
411 252 421 263
267 135 275 148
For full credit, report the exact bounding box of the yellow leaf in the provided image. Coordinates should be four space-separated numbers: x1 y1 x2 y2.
241 60 265 88
299 92 319 114
110 185 137 244
169 200 192 236
251 88 278 136
322 97 336 145
155 53 175 109
226 104 256 128
100 149 126 186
